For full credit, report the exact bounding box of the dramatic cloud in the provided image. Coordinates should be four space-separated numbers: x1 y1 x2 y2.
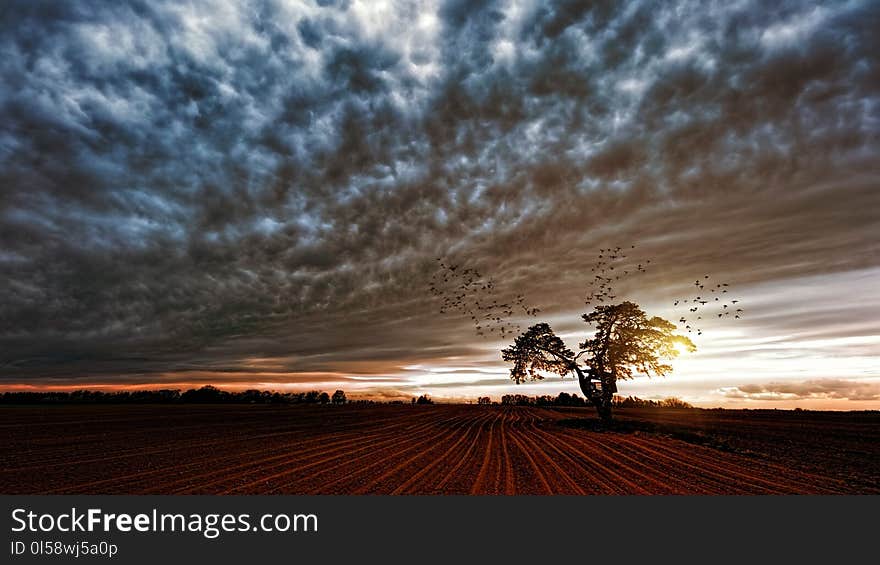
720 379 880 402
1 1 878 405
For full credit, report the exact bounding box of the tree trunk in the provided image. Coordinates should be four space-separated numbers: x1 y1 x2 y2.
595 398 613 426
598 371 616 426
575 367 614 426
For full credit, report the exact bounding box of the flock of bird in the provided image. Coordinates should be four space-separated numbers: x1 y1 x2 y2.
428 259 540 338
582 244 745 336
672 275 744 336
430 244 745 340
584 244 648 307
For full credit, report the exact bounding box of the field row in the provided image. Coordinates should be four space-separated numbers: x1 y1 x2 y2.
2 404 871 494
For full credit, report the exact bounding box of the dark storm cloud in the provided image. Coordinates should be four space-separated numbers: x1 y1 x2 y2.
1 0 878 388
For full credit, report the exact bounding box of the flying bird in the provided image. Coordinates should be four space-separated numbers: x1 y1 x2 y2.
672 276 745 336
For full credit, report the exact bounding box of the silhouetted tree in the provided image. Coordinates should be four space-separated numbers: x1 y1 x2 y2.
477 396 492 405
241 389 265 403
554 392 586 407
502 301 694 425
180 385 230 403
288 392 305 403
613 395 694 409
415 394 434 405
500 393 536 406
304 390 320 403
331 390 347 405
660 397 693 409
318 391 331 404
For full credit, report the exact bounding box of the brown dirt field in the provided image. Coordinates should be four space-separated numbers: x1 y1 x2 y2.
0 404 877 494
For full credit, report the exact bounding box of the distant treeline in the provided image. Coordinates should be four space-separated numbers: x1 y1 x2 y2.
491 393 693 409
0 386 351 405
0 387 691 409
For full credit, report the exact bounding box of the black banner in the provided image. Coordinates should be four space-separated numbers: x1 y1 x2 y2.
1 496 875 563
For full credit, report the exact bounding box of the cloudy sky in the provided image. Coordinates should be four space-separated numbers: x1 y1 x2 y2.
1 0 878 408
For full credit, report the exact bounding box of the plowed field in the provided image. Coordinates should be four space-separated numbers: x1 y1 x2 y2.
1 404 876 494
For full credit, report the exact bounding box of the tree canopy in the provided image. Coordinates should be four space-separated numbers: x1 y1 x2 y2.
502 301 694 423
502 323 575 383
580 302 695 380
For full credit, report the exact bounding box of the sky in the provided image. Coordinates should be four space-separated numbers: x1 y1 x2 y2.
1 0 878 409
